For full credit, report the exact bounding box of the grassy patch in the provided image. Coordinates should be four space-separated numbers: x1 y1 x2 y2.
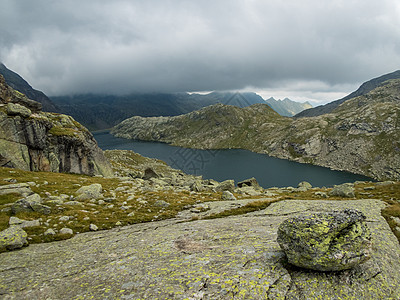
0 166 222 244
48 126 78 137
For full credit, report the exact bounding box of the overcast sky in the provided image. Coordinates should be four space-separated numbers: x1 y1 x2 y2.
1 0 400 105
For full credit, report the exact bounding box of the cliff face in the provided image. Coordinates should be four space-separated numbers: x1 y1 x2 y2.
112 79 400 181
0 75 113 177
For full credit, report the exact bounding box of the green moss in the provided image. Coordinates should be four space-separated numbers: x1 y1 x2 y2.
49 126 77 137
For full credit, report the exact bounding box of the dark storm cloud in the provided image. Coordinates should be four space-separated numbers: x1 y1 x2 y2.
1 0 400 101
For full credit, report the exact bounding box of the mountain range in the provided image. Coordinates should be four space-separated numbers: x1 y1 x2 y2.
0 63 312 130
51 92 311 130
112 73 400 181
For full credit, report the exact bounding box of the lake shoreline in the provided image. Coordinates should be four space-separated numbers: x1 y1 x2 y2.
93 131 373 188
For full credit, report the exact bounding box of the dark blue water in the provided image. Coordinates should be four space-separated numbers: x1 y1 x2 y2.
93 131 372 188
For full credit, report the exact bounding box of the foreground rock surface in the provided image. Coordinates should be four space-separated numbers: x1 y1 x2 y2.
277 209 371 271
0 199 399 299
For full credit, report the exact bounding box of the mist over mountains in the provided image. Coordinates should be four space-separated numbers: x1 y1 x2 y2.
0 63 312 131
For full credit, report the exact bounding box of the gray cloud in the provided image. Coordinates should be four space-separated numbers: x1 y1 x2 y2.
1 0 400 102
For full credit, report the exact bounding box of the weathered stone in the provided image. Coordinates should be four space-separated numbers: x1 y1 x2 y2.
190 180 204 192
236 186 262 196
154 200 170 208
143 167 160 180
29 202 51 215
89 224 98 231
237 177 260 189
221 190 236 201
0 226 28 252
215 180 235 192
59 228 73 235
0 183 33 196
7 102 31 117
59 216 70 222
315 191 328 198
297 181 312 191
11 193 50 215
44 229 56 236
329 183 355 198
277 209 372 271
76 184 103 200
9 216 24 226
9 217 40 228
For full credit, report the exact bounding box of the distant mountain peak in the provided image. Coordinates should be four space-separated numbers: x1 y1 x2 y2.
264 97 312 117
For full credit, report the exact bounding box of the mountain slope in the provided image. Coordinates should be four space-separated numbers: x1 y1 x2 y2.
112 79 400 180
265 97 312 117
0 63 57 112
296 70 400 117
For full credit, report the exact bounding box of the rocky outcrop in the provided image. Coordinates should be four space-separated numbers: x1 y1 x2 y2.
112 78 400 181
0 63 57 112
0 75 113 177
0 199 399 299
277 209 371 271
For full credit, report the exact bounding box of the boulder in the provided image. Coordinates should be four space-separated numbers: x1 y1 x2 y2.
44 229 56 236
154 200 170 208
237 177 260 189
9 217 40 228
297 181 312 191
190 180 204 192
76 184 103 200
329 183 355 198
0 183 33 196
215 180 235 192
59 228 73 235
143 167 160 180
277 209 372 271
6 102 31 117
235 186 263 196
0 226 28 252
89 224 98 231
221 191 236 201
11 193 51 215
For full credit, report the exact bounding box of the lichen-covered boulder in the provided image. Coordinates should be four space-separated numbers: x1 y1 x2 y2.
215 180 235 192
221 190 236 200
329 183 355 198
75 184 103 200
11 193 51 215
297 181 312 191
277 209 371 271
0 226 28 252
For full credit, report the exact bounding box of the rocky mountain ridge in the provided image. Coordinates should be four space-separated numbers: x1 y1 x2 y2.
112 78 400 181
0 63 57 112
296 69 400 117
0 75 112 176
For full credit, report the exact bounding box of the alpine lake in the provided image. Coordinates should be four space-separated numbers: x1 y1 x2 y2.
93 131 372 188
